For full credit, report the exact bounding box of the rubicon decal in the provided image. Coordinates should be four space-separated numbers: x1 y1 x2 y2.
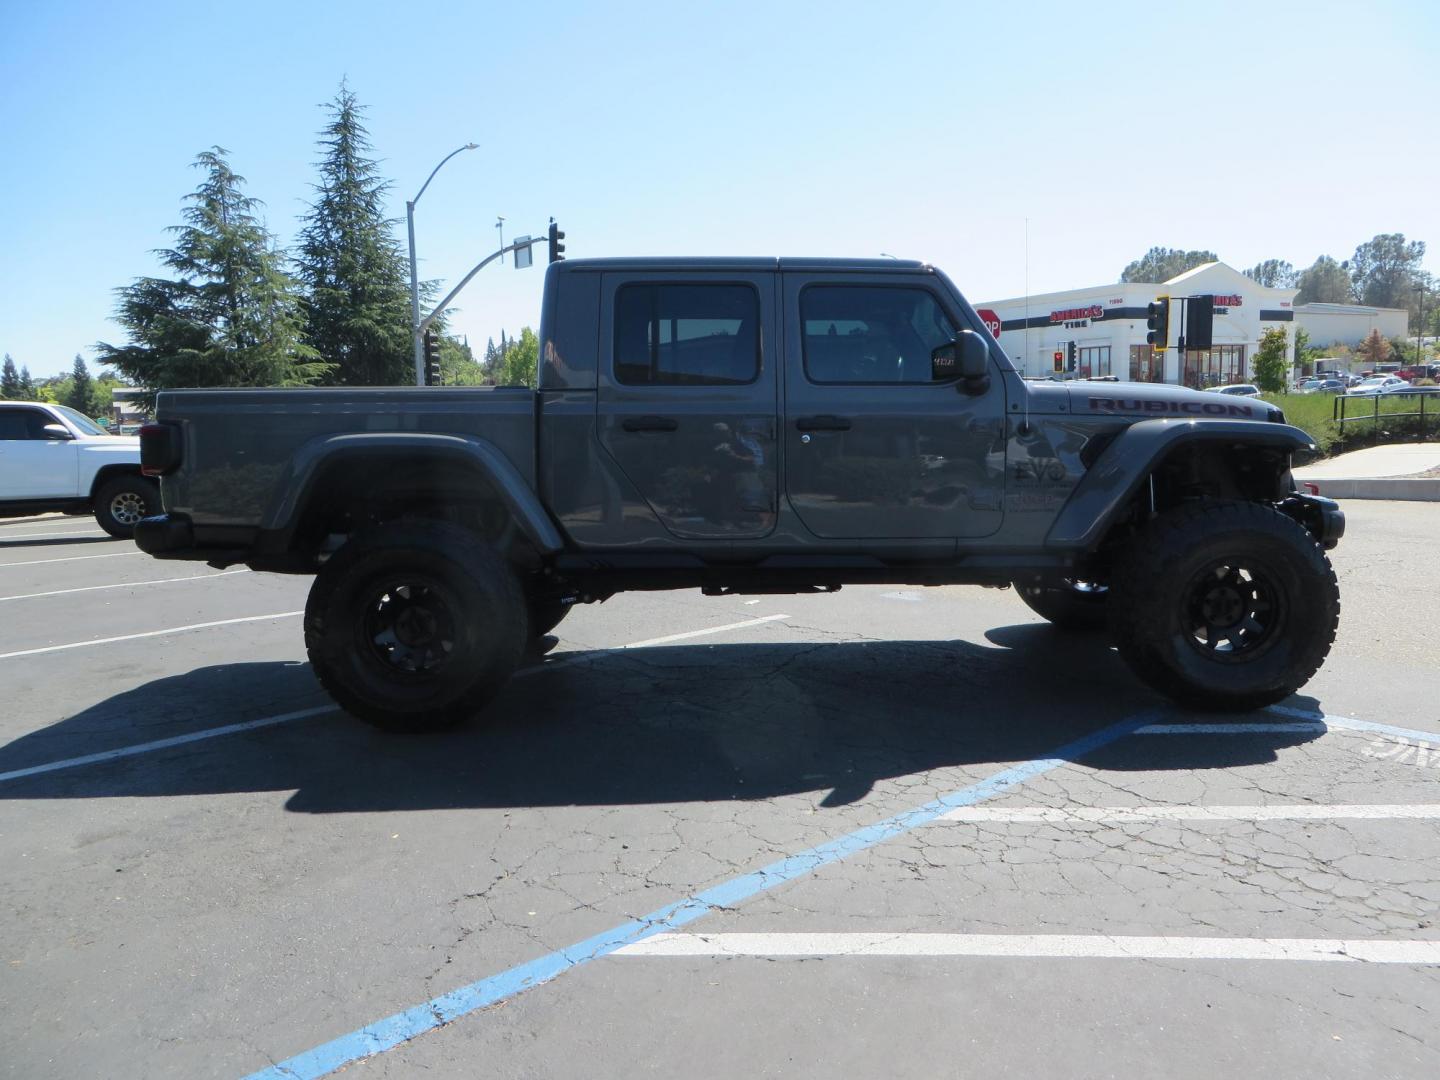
1086 397 1258 417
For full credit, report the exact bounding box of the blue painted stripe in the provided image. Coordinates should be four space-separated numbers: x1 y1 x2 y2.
1267 705 1440 746
243 710 1158 1079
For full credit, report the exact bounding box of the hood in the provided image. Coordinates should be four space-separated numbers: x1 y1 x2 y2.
77 435 141 453
1066 382 1282 423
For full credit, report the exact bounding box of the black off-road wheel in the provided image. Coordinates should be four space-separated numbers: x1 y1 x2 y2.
304 521 529 732
94 474 159 539
1015 580 1109 631
1108 499 1339 712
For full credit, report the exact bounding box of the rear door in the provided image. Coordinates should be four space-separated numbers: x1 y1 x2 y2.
0 406 79 498
780 273 1007 539
595 271 779 540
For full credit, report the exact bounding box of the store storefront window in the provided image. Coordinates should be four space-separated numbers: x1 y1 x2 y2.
1129 344 1163 383
1182 345 1248 388
1078 346 1111 378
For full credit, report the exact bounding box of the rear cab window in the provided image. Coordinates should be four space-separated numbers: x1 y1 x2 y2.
614 283 760 386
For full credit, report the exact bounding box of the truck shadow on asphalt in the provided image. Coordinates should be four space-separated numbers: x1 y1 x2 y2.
0 626 1327 813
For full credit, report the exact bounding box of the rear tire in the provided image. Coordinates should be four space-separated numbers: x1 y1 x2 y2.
1108 500 1339 712
94 474 159 538
304 520 528 732
1015 580 1109 631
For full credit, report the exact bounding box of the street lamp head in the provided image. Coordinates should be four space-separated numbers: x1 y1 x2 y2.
464 142 479 150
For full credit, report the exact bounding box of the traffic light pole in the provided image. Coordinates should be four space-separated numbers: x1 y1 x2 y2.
417 233 546 340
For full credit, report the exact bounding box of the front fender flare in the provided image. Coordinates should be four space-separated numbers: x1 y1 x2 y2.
262 431 564 554
1046 418 1317 551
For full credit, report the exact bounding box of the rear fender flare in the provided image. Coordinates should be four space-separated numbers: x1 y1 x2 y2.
1046 418 1317 551
264 432 564 554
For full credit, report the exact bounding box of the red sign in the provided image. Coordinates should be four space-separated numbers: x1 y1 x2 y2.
1050 304 1104 324
975 308 1002 339
1212 294 1243 308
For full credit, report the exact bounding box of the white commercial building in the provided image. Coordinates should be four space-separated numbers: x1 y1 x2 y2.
976 262 1297 388
1293 302 1407 352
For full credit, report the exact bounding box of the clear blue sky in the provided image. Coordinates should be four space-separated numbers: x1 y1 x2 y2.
2 0 1436 378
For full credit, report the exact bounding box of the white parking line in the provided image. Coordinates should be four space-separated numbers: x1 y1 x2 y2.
0 530 109 542
1136 723 1324 734
0 610 303 661
515 613 792 677
622 613 791 649
614 933 1440 964
0 613 796 780
0 705 337 783
0 568 249 603
938 804 1440 824
0 551 146 568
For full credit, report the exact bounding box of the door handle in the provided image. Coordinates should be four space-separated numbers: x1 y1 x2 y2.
795 415 851 432
621 416 678 433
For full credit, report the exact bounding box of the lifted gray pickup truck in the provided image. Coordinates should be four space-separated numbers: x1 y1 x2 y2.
138 257 1344 730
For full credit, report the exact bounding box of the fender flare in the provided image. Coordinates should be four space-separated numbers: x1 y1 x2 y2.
262 431 564 554
1046 418 1318 551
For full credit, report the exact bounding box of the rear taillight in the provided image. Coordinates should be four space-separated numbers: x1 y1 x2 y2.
140 423 182 477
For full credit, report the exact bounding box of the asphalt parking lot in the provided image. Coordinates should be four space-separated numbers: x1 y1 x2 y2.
2 502 1438 1079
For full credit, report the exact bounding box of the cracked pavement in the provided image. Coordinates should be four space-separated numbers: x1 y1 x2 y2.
0 501 1437 1078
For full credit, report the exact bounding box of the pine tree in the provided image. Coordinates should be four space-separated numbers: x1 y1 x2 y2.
1 354 19 398
296 84 414 386
66 354 94 413
18 366 36 400
97 149 328 401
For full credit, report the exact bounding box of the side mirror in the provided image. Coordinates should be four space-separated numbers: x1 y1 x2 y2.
932 330 991 395
42 423 73 440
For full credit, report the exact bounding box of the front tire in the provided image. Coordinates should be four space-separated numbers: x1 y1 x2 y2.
94 474 159 538
304 521 528 732
1108 500 1339 712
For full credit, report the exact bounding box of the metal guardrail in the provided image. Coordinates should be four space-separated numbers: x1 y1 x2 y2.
1333 390 1440 436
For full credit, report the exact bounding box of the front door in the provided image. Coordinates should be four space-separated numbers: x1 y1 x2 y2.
781 274 1007 539
596 272 779 540
0 406 78 499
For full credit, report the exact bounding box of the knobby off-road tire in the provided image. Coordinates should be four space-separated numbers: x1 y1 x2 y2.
94 474 159 538
304 520 529 732
1015 580 1110 631
1108 499 1339 712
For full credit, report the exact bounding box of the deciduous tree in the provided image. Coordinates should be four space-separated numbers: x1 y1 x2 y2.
1243 260 1297 288
1294 256 1352 305
1350 233 1425 311
1120 247 1218 284
1355 328 1392 367
1251 327 1290 393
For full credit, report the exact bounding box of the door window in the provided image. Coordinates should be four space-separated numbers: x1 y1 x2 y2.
801 286 955 384
0 408 51 440
614 283 760 386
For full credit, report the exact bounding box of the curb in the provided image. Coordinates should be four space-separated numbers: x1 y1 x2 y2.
1297 477 1440 502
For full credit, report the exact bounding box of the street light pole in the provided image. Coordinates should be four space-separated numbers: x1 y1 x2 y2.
406 142 478 386
1417 283 1429 368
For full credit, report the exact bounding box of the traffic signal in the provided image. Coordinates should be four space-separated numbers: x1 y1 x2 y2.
1053 350 1064 373
548 220 565 263
1067 341 1077 372
1185 295 1214 351
1146 297 1170 351
423 330 442 386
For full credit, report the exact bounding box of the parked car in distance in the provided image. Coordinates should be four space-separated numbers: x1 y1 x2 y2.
1210 383 1261 397
0 399 160 537
1347 376 1408 396
1296 379 1347 395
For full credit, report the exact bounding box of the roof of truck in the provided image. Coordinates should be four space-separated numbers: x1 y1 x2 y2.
555 257 929 273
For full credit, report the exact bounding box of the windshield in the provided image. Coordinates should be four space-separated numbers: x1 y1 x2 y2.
52 404 111 436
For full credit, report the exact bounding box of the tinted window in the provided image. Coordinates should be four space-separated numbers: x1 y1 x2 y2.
615 283 760 386
0 407 50 440
801 286 956 384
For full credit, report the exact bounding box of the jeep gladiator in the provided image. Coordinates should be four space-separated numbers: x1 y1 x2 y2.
136 258 1345 730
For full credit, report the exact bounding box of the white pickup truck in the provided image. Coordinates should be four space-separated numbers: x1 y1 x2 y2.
0 399 159 537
